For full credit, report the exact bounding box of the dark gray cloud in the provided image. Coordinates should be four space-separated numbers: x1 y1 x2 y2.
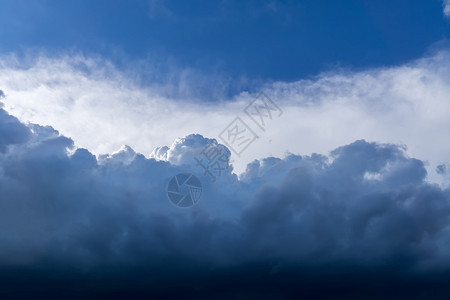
0 107 450 298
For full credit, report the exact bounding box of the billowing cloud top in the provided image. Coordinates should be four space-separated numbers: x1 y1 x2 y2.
1 104 450 297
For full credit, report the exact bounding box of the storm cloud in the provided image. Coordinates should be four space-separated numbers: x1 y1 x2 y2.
1 105 450 298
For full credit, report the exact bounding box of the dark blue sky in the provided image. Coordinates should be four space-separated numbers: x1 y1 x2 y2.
1 0 449 88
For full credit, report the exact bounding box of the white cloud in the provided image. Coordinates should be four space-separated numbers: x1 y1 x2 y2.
444 0 450 17
1 51 450 185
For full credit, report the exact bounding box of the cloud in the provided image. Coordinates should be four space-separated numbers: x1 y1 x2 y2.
147 0 176 20
444 0 450 17
0 109 31 153
150 133 231 168
1 49 450 186
1 106 450 296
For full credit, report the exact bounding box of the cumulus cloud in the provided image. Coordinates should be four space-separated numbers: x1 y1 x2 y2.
1 105 450 296
1 50 450 186
150 134 231 168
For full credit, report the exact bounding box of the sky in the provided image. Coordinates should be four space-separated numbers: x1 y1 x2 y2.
1 0 450 298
